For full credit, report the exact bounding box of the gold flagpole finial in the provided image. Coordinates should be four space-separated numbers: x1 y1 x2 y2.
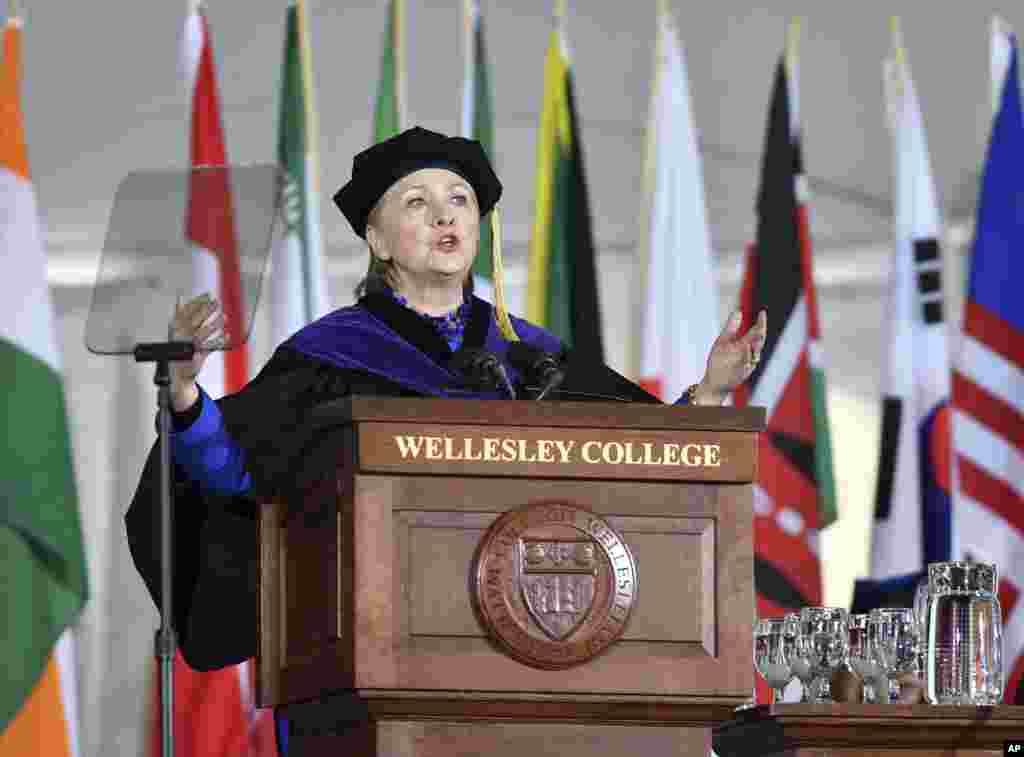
785 16 801 71
884 16 907 112
9 0 19 20
656 0 669 21
554 0 567 23
890 16 906 71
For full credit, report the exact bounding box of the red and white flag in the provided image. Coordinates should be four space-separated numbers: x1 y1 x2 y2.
951 18 1024 706
147 4 276 755
637 6 718 402
181 2 247 396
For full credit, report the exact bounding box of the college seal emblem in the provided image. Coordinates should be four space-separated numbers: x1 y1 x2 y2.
471 502 638 669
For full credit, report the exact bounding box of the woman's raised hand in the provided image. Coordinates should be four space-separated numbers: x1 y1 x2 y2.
692 309 768 405
168 292 225 411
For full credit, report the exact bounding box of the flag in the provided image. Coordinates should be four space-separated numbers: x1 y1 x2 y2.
527 7 603 360
460 0 496 300
147 4 274 755
869 22 952 582
637 6 719 402
732 20 837 625
182 3 247 399
951 20 1024 705
373 0 406 144
0 13 88 755
269 0 328 348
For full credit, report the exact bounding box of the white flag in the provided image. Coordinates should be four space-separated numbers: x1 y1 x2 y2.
637 8 718 402
869 23 952 580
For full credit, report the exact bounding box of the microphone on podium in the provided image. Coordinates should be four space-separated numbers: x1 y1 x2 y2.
507 342 565 400
451 349 517 399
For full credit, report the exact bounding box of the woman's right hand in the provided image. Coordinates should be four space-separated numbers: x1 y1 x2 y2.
169 292 225 412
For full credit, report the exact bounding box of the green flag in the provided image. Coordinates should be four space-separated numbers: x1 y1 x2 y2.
373 0 405 143
527 17 603 360
461 0 496 289
271 0 327 346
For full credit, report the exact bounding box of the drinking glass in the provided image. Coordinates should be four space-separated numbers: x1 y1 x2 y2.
799 607 848 703
786 612 819 702
847 612 886 703
913 574 930 678
868 607 920 703
754 618 796 704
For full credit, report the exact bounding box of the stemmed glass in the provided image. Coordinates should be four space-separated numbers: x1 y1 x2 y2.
847 612 885 703
799 607 849 702
786 612 819 702
754 617 796 704
868 607 920 703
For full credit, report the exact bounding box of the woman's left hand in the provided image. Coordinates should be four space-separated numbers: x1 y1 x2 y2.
692 309 768 405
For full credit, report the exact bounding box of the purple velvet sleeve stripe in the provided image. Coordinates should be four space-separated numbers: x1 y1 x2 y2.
172 386 253 497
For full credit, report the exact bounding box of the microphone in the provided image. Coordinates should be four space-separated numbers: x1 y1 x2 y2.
450 349 517 399
507 342 565 400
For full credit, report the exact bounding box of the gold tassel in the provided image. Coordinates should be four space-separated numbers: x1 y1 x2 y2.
490 205 520 341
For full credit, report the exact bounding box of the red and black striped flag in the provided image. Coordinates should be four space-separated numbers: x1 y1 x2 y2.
733 24 838 624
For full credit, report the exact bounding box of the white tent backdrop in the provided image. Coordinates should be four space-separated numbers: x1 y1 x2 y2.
23 0 1001 753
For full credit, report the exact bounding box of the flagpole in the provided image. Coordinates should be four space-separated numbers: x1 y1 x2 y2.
992 16 1014 116
554 0 568 50
395 0 407 130
887 17 905 106
785 16 800 77
298 0 320 162
460 0 473 137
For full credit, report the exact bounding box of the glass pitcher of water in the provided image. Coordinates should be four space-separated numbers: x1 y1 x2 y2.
925 560 1003 705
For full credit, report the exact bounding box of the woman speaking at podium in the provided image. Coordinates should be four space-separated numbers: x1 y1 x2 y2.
125 126 766 673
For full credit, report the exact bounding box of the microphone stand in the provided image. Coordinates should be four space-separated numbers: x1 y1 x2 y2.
489 359 517 400
507 343 564 400
451 349 517 399
533 365 565 400
133 339 195 757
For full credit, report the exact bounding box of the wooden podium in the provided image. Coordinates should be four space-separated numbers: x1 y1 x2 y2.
256 398 765 756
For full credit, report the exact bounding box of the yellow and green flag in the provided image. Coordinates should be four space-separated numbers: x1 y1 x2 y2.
527 10 603 360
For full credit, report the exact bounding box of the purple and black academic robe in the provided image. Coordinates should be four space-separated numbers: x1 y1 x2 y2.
125 292 658 672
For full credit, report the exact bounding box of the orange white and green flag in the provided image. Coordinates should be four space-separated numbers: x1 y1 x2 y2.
0 11 88 756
